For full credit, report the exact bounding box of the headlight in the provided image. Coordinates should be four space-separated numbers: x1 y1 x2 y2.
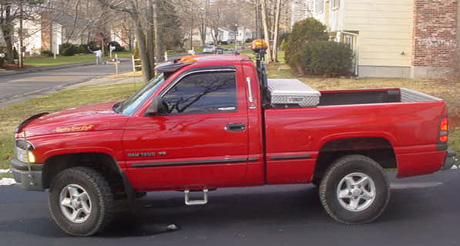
15 139 35 163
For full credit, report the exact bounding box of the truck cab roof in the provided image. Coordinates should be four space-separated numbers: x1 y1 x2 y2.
156 55 252 74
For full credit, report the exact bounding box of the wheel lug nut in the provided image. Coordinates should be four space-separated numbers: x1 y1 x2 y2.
348 192 352 195
350 185 354 188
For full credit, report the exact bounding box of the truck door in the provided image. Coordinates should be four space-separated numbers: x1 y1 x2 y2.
123 67 250 191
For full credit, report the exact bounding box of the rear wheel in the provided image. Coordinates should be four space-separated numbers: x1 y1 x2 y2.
49 167 114 236
319 155 390 224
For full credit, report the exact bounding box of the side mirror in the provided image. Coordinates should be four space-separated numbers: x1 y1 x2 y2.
146 96 167 116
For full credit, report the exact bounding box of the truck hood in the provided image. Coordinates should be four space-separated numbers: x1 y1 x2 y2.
19 102 129 137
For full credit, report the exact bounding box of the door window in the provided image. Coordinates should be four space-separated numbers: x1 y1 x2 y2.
162 71 237 114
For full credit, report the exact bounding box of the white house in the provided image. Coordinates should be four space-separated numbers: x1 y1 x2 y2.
15 18 42 56
236 27 253 43
12 12 91 56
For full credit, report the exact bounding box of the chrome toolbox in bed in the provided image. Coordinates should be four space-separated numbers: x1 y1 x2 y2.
268 79 321 107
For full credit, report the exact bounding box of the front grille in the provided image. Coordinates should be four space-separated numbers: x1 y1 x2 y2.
16 147 29 163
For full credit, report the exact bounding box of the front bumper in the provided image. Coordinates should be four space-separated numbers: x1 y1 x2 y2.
10 158 44 191
442 149 457 170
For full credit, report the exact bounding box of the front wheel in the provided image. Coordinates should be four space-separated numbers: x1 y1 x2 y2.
49 167 114 236
319 155 390 224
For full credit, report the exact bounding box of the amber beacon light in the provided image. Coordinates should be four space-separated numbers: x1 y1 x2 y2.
252 39 268 52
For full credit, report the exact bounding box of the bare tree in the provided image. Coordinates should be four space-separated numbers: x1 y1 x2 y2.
272 0 281 62
0 0 45 64
207 0 222 44
95 0 162 82
260 0 271 62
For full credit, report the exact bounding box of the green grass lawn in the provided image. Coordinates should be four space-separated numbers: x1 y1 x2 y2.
23 51 133 67
1 52 459 173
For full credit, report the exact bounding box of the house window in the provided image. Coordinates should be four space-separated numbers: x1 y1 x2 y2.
331 0 340 9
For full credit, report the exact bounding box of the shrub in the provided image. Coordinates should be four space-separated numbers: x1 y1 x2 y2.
78 44 92 54
87 41 99 51
293 41 354 77
59 43 80 56
41 50 54 57
285 18 329 65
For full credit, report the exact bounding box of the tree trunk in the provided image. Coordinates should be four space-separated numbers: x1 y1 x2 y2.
18 0 24 68
199 20 206 46
260 0 272 62
146 1 155 75
154 0 165 62
212 27 218 44
132 14 153 82
272 0 281 62
4 4 14 64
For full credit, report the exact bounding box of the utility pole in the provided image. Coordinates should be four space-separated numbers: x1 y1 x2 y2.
18 0 24 68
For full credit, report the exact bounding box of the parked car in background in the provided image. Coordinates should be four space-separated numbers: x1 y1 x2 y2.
203 45 217 54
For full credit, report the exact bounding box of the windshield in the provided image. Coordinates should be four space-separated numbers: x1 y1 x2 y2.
118 73 165 116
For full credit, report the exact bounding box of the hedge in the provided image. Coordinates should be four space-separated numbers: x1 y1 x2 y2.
291 41 354 77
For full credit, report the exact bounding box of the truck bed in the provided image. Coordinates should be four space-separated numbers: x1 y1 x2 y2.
267 79 441 108
264 90 447 184
318 88 442 106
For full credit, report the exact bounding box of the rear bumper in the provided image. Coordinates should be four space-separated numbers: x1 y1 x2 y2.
442 149 457 170
10 158 44 191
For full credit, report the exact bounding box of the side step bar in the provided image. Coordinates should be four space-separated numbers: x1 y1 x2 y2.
184 189 208 206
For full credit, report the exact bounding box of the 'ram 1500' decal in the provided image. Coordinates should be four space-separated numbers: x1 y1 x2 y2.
127 151 167 158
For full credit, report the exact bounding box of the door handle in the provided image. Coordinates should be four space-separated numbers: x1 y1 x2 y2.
225 123 246 132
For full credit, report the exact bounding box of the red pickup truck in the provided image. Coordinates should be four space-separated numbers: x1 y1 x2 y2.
11 42 456 236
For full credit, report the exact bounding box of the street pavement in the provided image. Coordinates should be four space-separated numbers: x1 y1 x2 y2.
0 61 132 108
0 170 459 246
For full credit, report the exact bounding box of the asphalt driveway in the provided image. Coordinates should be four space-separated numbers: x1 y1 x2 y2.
0 170 459 246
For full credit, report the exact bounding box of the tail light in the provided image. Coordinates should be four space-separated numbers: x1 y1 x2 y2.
439 117 448 142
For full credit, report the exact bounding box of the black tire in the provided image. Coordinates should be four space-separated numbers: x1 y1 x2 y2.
49 167 114 236
319 155 390 224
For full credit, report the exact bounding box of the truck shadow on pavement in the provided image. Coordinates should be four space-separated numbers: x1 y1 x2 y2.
101 183 438 238
0 182 444 238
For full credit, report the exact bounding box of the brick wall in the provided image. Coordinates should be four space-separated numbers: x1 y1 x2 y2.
413 0 458 67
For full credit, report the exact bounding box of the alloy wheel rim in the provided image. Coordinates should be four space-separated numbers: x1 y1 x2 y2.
59 184 92 223
336 172 376 212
